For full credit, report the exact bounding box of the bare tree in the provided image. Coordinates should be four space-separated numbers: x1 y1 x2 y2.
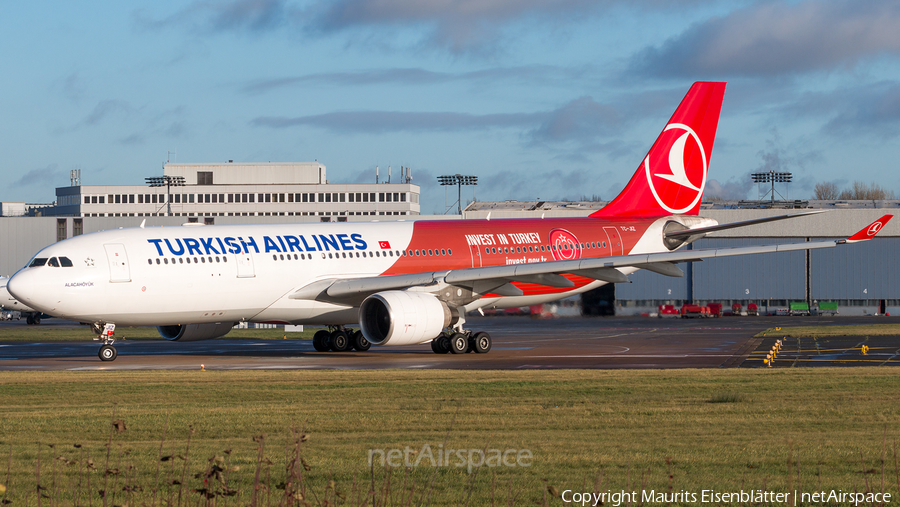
813 182 839 199
836 181 897 200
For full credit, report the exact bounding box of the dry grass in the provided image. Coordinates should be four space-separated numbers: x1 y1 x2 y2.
0 369 899 505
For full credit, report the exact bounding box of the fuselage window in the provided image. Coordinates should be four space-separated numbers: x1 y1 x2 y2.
321 253 326 259
164 258 168 264
387 251 393 257
427 249 432 256
148 259 152 265
328 253 333 259
216 256 221 262
186 258 191 264
602 242 607 248
273 254 278 260
208 257 213 263
441 249 446 255
201 257 206 263
448 249 452 255
179 258 183 264
342 252 347 258
29 258 48 267
376 251 381 257
223 257 227 263
280 254 284 260
300 254 305 260
155 258 161 265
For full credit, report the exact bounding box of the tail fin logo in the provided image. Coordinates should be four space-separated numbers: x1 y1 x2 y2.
645 123 707 214
868 221 883 236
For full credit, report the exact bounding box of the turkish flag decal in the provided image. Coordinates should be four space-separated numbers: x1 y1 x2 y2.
379 241 391 249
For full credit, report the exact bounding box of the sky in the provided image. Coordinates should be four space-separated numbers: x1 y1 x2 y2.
3 0 900 214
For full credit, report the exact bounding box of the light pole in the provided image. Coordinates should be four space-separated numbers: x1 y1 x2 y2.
145 175 186 215
751 170 792 203
437 174 478 215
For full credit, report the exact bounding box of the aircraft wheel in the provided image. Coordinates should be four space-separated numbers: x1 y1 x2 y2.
352 330 371 351
98 345 117 362
449 333 469 354
330 330 351 352
312 330 331 352
472 331 492 354
431 337 448 354
26 315 34 325
33 315 40 325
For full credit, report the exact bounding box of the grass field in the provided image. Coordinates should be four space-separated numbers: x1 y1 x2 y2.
1 369 899 506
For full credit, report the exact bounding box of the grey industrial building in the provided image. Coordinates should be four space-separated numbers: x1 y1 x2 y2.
464 200 900 315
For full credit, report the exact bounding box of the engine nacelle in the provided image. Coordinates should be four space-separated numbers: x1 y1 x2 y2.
157 322 235 341
359 291 453 346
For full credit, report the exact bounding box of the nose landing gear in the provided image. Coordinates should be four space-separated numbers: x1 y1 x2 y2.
93 322 118 361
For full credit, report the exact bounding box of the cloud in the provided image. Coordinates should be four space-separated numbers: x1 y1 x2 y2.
239 65 584 94
778 81 900 139
12 164 66 188
252 90 671 158
252 110 540 133
630 0 900 78
81 100 134 126
135 0 287 33
140 0 714 55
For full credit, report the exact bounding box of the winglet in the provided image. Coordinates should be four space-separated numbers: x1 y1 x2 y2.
843 215 893 243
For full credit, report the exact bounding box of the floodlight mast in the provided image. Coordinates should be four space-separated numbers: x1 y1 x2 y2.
750 170 792 203
145 175 186 215
437 174 478 215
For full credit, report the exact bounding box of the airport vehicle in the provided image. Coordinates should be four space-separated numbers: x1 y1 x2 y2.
6 82 893 361
0 276 45 325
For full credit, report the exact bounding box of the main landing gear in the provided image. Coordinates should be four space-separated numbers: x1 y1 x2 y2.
312 326 371 353
93 322 118 361
430 330 492 355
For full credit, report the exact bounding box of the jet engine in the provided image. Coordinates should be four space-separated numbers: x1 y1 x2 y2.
157 322 235 341
359 291 454 346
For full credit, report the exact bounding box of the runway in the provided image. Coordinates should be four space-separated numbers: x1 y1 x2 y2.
0 315 897 370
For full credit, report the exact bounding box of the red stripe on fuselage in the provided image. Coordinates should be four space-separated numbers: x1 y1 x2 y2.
381 217 654 296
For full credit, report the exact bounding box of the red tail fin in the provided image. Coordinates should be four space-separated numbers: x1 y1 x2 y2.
591 82 726 218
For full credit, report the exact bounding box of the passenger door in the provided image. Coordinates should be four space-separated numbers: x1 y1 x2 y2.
104 244 131 283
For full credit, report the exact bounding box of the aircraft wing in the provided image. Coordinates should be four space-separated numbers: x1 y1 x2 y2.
291 215 892 302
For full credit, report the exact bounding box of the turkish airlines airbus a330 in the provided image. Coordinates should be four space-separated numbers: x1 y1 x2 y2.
7 82 892 361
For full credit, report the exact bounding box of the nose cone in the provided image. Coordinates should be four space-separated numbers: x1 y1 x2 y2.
7 270 41 310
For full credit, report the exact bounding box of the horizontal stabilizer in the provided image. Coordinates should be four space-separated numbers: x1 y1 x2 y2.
665 210 826 239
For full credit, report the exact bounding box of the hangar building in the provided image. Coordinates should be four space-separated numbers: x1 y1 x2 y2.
464 200 900 315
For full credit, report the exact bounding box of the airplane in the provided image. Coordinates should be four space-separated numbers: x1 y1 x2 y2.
6 81 893 361
0 275 45 324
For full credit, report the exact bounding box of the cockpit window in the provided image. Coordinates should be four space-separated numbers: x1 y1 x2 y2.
59 257 73 267
48 258 60 267
29 258 48 267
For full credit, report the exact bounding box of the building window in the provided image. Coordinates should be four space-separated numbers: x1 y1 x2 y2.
204 217 215 225
197 171 213 185
56 219 67 242
249 194 255 203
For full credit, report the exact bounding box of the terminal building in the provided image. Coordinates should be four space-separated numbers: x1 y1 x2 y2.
32 162 420 220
